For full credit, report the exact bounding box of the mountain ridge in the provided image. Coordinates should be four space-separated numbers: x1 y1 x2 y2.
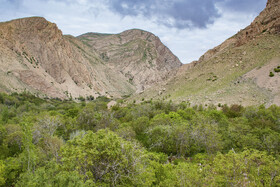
0 17 181 99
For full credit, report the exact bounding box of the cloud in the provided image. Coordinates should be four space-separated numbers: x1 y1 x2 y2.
108 0 221 29
0 0 267 30
0 0 22 11
220 0 266 13
107 0 267 29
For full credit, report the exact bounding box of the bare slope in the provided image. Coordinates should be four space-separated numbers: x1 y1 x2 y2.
133 0 280 106
0 17 182 99
78 29 182 92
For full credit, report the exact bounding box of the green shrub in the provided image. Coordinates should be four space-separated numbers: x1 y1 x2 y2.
86 95 94 101
222 104 244 118
77 96 85 102
274 68 280 72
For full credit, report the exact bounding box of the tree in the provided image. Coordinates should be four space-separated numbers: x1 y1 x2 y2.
191 122 222 154
0 160 5 186
76 104 100 131
34 114 62 139
146 125 175 154
207 150 280 186
175 162 204 187
61 130 154 186
16 161 87 187
3 124 24 157
21 123 37 173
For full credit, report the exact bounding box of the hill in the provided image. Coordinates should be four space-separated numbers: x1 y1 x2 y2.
78 29 181 92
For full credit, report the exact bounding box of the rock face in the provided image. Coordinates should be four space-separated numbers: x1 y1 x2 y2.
234 0 280 45
78 30 182 92
0 17 182 99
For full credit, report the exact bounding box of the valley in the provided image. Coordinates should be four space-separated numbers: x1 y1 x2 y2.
0 0 280 186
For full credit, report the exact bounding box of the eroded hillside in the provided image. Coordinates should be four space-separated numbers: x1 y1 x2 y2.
78 30 182 92
0 17 181 99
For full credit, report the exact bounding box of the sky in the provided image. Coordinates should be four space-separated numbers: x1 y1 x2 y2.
0 0 267 64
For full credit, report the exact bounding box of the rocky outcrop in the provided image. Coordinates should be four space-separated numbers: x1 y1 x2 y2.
234 0 280 46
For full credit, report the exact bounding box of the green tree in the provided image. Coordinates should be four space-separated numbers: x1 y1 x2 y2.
3 124 23 156
208 150 280 186
76 104 101 131
20 123 37 173
175 162 204 187
16 161 88 187
0 160 5 186
61 130 154 186
191 122 222 154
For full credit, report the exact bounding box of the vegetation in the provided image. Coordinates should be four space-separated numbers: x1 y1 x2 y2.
274 66 280 73
0 92 280 186
269 71 275 77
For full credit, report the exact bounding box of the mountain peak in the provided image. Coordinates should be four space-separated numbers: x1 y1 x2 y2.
4 16 47 23
3 16 52 29
0 16 62 40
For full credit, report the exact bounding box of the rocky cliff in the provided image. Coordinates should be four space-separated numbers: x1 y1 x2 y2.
0 17 181 99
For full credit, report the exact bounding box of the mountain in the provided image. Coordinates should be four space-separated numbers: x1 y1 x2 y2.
1 0 279 106
78 30 182 93
133 0 280 106
0 17 181 99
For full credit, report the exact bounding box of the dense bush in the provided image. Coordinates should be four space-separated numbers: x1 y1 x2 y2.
0 92 279 186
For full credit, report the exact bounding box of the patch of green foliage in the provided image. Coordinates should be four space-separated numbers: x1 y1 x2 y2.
274 66 280 73
0 92 280 186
